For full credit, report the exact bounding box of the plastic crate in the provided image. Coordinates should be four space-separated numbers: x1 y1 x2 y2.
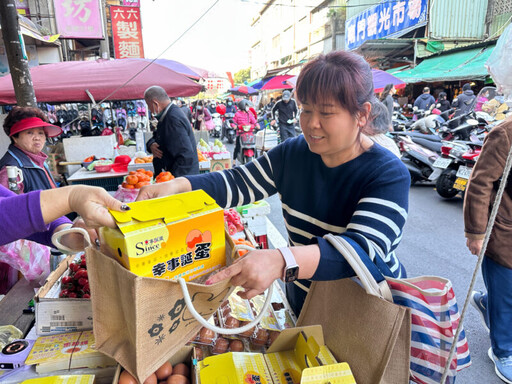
70 176 124 191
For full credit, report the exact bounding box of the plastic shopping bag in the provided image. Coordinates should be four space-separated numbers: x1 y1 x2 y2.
0 239 50 286
486 23 512 100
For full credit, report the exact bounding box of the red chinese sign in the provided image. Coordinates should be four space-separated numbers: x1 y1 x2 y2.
110 6 145 59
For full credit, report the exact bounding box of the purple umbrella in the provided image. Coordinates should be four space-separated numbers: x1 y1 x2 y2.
140 59 201 80
372 69 405 93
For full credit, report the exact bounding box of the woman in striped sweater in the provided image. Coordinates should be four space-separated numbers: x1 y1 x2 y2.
138 50 410 315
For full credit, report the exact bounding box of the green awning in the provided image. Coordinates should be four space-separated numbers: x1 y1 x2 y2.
394 45 494 83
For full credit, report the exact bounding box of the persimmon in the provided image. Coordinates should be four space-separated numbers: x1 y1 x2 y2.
137 173 150 182
136 168 146 173
129 171 137 175
135 181 150 189
124 184 135 189
145 170 153 178
157 172 172 182
121 181 129 188
134 158 145 164
126 175 138 185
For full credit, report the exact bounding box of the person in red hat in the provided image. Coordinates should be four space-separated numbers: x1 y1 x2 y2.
0 106 62 193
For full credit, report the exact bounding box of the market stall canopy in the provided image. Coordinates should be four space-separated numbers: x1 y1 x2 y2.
372 69 406 93
228 85 259 96
0 59 202 104
141 59 201 80
260 75 294 90
392 45 495 83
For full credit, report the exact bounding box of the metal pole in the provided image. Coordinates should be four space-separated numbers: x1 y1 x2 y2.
0 0 37 107
99 0 110 59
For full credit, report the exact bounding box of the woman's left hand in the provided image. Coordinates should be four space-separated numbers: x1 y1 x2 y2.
205 249 284 299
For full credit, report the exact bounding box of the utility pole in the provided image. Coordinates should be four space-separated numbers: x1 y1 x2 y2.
0 0 37 107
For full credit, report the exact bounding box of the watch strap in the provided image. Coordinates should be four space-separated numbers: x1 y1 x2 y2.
278 247 298 281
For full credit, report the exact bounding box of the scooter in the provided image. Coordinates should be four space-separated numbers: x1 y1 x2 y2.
435 142 482 198
211 112 222 138
236 124 256 165
224 112 236 144
391 133 440 184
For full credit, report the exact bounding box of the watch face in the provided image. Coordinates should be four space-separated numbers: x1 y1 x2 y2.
284 266 299 283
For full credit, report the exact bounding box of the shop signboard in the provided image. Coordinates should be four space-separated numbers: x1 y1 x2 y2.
345 0 428 51
122 0 140 6
53 0 104 39
110 5 145 59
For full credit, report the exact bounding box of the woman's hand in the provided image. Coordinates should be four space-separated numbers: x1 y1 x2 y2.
205 249 285 299
136 177 192 201
67 186 124 228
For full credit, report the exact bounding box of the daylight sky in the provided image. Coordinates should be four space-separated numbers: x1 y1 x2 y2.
140 0 261 75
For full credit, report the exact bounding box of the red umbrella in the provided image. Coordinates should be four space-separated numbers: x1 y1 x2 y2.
0 59 202 104
228 85 259 96
261 75 294 90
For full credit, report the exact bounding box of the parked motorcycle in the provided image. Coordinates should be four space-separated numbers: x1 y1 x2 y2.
391 133 440 184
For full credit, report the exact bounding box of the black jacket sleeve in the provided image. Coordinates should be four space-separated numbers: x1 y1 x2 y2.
160 106 198 177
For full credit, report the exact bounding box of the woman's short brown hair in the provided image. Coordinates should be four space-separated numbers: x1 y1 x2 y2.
296 51 374 119
4 106 49 138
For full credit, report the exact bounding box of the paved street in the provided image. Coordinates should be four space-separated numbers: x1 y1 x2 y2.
264 181 500 383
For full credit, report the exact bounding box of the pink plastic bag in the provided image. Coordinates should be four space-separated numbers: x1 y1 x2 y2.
113 185 140 203
0 240 50 286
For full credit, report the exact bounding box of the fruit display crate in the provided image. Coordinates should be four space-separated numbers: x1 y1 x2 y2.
35 254 92 336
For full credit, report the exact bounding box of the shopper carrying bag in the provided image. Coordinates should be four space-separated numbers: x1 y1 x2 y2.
298 234 470 384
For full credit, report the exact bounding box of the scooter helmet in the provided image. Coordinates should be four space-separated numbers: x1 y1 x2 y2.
238 100 248 111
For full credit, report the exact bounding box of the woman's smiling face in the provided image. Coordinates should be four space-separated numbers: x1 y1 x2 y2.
299 98 370 167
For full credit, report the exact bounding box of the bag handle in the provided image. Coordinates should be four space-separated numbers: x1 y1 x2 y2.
324 234 393 302
51 227 92 254
178 243 274 335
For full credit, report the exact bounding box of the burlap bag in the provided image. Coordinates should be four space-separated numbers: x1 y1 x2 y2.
85 237 235 383
297 234 411 384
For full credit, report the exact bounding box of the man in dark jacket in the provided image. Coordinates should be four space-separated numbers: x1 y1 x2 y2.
452 83 476 117
144 86 199 177
413 87 436 110
271 91 298 142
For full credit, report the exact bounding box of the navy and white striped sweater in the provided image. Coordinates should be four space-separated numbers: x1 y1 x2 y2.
187 135 410 314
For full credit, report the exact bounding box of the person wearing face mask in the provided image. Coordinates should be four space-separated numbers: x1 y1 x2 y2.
207 101 217 115
0 107 62 193
193 100 213 131
232 99 257 160
225 99 237 114
144 86 199 177
271 90 298 142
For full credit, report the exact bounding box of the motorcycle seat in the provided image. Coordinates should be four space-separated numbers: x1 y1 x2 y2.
398 131 442 142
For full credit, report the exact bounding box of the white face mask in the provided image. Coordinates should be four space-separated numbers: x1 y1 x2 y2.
245 106 249 112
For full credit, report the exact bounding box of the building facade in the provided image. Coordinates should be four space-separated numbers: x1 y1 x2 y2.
250 0 347 80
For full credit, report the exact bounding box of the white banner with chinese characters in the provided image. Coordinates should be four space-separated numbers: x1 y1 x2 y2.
110 5 145 59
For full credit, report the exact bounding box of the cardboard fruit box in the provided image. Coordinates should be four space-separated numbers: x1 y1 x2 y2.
35 255 92 336
99 190 226 281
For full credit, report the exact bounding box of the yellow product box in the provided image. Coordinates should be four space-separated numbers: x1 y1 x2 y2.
100 190 225 281
21 376 95 384
198 326 356 384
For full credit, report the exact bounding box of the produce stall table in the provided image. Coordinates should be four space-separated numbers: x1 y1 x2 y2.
0 278 35 336
67 168 128 191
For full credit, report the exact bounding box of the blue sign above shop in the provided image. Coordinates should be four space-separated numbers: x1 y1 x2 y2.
345 0 428 51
